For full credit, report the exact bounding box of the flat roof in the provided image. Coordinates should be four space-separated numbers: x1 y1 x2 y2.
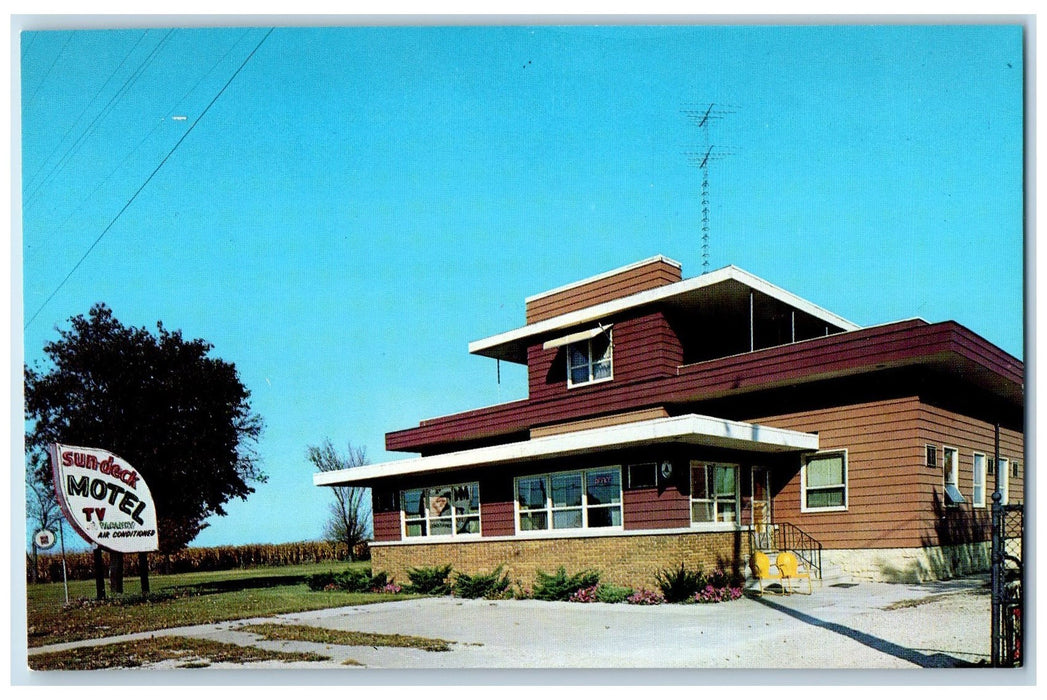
315 413 819 486
469 265 861 364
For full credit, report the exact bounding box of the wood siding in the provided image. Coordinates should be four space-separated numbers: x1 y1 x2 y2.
531 407 669 438
387 319 1023 454
749 397 1024 551
525 258 682 324
527 310 683 404
373 510 401 542
623 486 689 530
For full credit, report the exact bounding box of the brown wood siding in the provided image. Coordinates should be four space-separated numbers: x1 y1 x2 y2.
525 259 682 324
387 319 1022 454
917 404 1024 508
752 397 926 550
373 510 402 542
623 487 690 530
750 397 1023 552
531 407 669 438
527 311 683 404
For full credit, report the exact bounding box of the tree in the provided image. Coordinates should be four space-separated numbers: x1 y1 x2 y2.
306 438 371 559
24 304 265 558
26 470 62 583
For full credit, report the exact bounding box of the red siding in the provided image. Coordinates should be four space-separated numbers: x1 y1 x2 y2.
480 501 515 537
527 311 683 404
623 487 689 530
387 319 1023 454
373 510 401 542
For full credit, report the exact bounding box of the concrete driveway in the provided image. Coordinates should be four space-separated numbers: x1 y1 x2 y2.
26 575 1003 675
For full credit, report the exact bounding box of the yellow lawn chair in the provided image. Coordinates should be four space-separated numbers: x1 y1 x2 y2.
750 550 785 595
776 551 813 595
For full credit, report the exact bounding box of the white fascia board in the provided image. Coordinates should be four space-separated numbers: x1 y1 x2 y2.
313 413 819 486
469 265 860 358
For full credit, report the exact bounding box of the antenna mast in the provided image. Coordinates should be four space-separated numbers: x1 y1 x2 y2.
682 103 737 272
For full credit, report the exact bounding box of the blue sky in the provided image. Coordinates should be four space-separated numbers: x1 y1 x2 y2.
17 22 1025 549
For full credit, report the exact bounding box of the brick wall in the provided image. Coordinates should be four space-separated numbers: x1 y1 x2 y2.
371 530 744 590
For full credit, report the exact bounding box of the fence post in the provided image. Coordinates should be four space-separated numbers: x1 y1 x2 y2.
990 423 1001 667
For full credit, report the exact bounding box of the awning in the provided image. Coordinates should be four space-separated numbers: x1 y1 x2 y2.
541 325 609 350
314 413 819 487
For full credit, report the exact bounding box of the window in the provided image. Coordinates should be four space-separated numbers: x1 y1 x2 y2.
567 331 612 387
999 458 1009 505
942 447 964 506
402 482 480 538
690 462 739 524
802 451 847 511
516 467 622 532
925 444 938 468
627 462 657 489
973 453 986 508
1012 460 1020 479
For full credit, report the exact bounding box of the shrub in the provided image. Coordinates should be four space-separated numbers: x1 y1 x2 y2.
405 564 453 595
453 565 512 599
655 562 707 603
569 585 599 603
693 584 744 604
626 589 665 605
595 584 634 604
533 567 601 601
306 568 390 593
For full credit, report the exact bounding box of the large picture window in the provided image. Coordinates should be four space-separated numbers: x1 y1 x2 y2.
402 482 480 538
515 467 622 532
690 462 739 524
567 332 613 387
801 451 847 512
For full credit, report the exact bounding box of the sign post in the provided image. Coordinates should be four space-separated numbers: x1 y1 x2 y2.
49 444 159 598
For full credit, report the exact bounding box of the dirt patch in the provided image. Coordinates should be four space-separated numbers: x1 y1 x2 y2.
28 635 330 671
238 622 456 652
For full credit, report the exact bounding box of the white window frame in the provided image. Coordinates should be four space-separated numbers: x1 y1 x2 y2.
943 446 959 488
800 450 848 513
689 461 740 525
566 331 613 388
972 452 987 509
999 458 1009 505
514 466 623 533
401 482 481 540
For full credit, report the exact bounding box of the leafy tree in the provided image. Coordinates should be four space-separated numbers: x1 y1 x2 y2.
24 303 265 556
306 438 371 559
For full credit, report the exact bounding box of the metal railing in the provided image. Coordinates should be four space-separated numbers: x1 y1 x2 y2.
748 522 823 580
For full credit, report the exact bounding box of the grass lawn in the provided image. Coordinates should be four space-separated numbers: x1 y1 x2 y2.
27 561 419 648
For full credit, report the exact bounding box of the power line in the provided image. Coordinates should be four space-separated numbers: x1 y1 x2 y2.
25 32 74 106
28 29 257 259
25 28 275 330
24 29 176 211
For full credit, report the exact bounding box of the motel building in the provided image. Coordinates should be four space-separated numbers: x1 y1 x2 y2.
315 256 1024 588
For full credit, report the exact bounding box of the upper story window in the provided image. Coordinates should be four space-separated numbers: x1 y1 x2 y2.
402 482 480 538
567 331 613 388
801 451 847 512
515 467 622 531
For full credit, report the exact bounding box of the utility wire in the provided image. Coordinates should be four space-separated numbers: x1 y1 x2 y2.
28 29 256 258
25 29 175 211
25 27 275 330
23 30 151 193
25 32 74 106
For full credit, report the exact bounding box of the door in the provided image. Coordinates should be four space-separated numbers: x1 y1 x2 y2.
751 466 773 549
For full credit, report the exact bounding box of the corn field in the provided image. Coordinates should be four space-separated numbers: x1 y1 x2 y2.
27 540 369 583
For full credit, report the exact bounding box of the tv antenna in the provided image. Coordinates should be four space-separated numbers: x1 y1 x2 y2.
682 103 737 272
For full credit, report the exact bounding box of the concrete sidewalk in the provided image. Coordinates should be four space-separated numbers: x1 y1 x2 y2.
28 576 994 670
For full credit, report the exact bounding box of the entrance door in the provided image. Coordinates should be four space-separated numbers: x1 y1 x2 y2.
751 466 773 550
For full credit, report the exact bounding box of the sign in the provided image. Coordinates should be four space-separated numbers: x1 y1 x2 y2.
34 528 57 550
49 444 159 553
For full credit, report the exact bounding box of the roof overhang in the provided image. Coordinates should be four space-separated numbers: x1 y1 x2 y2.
315 413 819 486
469 265 861 364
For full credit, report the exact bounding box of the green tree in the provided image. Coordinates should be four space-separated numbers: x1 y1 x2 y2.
306 439 371 559
24 304 265 558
